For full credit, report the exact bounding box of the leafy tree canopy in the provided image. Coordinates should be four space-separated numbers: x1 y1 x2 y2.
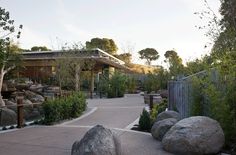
114 53 132 64
212 0 236 59
164 50 184 78
85 37 118 55
0 7 22 106
31 46 51 51
138 48 159 65
164 50 178 58
220 0 236 29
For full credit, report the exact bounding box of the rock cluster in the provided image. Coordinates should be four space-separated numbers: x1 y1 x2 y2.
162 116 225 155
151 110 225 155
1 82 49 126
151 111 180 141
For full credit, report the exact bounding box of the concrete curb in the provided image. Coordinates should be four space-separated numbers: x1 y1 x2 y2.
58 107 98 126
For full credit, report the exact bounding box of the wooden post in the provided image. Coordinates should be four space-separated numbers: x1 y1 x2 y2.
17 96 24 128
90 70 94 99
149 95 153 110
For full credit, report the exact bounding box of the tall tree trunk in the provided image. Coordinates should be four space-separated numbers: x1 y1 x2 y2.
0 65 15 107
75 64 81 92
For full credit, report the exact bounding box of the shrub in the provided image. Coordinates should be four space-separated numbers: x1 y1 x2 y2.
150 99 168 123
126 76 137 93
43 99 61 124
139 108 151 131
107 72 127 98
69 92 86 118
190 73 236 148
143 73 158 93
150 105 158 124
98 71 127 98
42 92 86 125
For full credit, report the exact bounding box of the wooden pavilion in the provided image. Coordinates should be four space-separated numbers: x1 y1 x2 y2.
19 48 130 97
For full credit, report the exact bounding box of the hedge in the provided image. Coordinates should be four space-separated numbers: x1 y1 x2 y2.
42 92 86 125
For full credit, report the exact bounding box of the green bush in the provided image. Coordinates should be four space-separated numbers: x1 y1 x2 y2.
143 73 158 93
107 72 127 98
126 76 137 93
98 71 127 98
139 108 151 131
42 92 86 125
150 99 168 123
190 73 236 147
69 92 86 118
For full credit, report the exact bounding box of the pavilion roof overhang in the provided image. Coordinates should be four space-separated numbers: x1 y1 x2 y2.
21 48 130 71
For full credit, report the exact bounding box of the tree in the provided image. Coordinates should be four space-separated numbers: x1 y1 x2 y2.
187 1 236 149
164 50 184 78
185 55 213 75
0 7 22 106
56 44 95 92
220 0 236 31
138 48 159 65
85 38 118 55
114 53 132 64
156 67 169 89
31 46 51 51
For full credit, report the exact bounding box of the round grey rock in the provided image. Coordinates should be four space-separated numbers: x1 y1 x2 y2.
71 125 121 155
156 110 181 122
0 108 17 126
162 116 225 155
151 118 178 141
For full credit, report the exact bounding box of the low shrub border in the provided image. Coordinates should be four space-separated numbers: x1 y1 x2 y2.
42 92 86 125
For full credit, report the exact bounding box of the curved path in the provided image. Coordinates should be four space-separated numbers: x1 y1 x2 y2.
0 94 172 155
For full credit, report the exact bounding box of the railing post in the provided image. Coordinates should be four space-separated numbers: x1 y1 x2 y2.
16 96 24 128
90 70 94 99
149 95 153 110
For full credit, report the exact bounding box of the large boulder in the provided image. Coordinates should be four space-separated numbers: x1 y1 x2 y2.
31 94 45 103
0 108 17 126
156 110 181 122
29 84 43 92
5 100 17 112
23 99 33 107
24 90 37 99
151 118 178 141
24 108 41 120
71 125 121 155
162 116 225 155
24 90 45 103
5 100 16 106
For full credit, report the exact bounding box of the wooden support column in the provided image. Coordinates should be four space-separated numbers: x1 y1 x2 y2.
90 70 94 99
17 96 24 128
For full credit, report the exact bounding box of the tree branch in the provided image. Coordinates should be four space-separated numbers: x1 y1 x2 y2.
3 65 15 75
0 32 13 39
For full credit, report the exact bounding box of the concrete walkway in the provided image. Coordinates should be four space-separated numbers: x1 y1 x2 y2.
0 94 172 155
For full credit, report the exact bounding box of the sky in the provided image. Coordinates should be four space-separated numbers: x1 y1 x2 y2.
1 0 221 65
